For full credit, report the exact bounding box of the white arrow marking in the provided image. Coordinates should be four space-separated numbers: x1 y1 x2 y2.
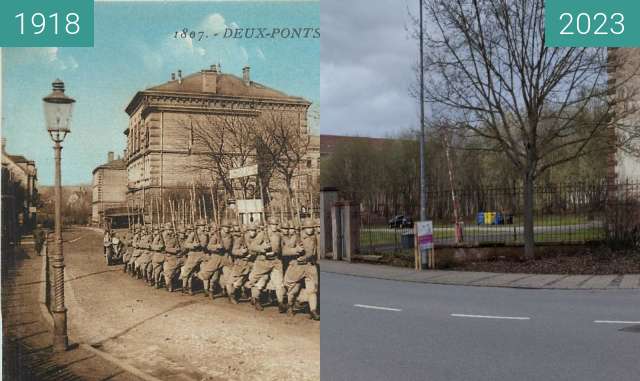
354 304 402 312
451 314 530 320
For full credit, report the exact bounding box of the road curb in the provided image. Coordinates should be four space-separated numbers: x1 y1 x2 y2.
320 269 640 290
81 344 163 381
36 239 160 381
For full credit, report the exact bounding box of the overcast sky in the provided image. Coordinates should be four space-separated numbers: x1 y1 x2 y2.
321 0 419 138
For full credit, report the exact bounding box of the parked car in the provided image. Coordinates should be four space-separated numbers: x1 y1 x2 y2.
388 215 413 228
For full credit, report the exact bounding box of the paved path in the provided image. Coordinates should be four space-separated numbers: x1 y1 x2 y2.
2 241 143 381
62 227 319 381
321 272 640 381
320 260 640 289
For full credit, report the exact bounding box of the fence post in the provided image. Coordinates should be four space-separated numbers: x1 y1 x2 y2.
41 233 50 310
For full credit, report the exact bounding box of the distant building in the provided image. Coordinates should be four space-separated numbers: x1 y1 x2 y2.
1 138 38 247
320 134 399 158
91 151 127 225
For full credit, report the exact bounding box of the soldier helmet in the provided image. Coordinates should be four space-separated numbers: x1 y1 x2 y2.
220 219 233 227
176 225 186 234
185 224 194 231
195 218 207 227
246 223 258 231
280 221 290 229
267 217 279 225
302 219 315 229
289 220 300 230
163 222 173 231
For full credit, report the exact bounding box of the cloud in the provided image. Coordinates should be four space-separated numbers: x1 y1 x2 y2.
321 0 418 137
256 48 266 61
200 13 227 35
5 47 79 71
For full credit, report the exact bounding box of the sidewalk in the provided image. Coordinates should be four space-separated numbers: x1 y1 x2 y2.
319 260 640 290
2 242 145 381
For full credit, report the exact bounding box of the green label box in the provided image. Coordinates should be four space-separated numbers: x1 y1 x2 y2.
0 0 94 47
546 0 640 47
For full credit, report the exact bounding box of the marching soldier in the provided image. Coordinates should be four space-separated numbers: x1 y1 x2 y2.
284 219 320 320
179 219 209 294
135 226 156 281
216 219 235 298
197 221 232 298
246 218 286 312
147 223 167 286
127 224 145 275
226 223 252 304
163 224 186 292
122 225 137 271
103 228 112 259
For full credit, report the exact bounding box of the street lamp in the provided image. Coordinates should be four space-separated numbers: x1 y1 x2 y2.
43 79 75 351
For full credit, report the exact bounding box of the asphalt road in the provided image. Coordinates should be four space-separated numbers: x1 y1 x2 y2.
61 227 319 381
320 272 640 381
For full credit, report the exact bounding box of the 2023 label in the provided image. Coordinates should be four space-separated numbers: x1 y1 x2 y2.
559 13 624 36
546 0 640 47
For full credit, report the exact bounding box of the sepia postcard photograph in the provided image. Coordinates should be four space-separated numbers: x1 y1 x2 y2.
1 1 319 380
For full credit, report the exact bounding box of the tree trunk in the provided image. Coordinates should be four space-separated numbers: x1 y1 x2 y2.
523 170 535 259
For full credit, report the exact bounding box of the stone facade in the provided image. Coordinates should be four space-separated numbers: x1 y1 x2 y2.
608 48 640 182
91 152 127 224
1 139 38 241
123 65 319 216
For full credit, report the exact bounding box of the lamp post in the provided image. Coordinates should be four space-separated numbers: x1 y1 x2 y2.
43 79 75 351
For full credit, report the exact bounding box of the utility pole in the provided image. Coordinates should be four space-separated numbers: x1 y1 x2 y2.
419 0 427 221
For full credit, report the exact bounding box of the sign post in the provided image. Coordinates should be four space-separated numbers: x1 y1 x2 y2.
415 221 434 270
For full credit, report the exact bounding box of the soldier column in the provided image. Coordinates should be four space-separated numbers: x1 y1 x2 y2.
43 79 76 351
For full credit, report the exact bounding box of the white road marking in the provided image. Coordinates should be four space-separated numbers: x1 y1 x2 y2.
594 320 640 325
68 236 83 243
354 304 402 312
451 314 531 320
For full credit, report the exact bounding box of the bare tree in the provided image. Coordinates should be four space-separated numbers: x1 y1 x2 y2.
257 110 311 213
413 0 639 258
187 114 259 199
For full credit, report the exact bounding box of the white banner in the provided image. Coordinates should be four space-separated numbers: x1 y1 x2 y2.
236 199 264 213
229 164 258 179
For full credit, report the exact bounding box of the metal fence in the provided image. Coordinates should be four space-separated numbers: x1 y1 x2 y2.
359 181 640 255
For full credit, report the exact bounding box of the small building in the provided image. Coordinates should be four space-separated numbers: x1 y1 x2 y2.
1 138 38 247
91 151 127 225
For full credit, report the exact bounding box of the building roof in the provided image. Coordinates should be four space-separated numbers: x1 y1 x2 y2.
92 159 126 175
7 154 30 164
125 66 309 115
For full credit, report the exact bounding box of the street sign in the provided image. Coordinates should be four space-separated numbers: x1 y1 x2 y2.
229 164 258 179
415 220 435 270
416 220 433 250
236 199 264 213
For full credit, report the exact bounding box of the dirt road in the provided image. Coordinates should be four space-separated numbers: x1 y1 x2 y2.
61 227 319 381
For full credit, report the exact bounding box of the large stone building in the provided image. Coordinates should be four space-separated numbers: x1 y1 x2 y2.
608 48 640 182
91 151 127 225
121 64 319 219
